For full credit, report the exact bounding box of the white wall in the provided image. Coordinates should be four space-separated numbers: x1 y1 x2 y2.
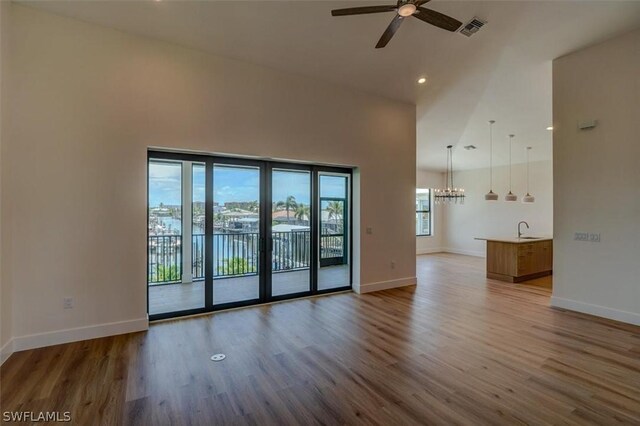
416 169 444 254
440 161 553 257
551 29 640 325
1 5 416 353
0 0 12 364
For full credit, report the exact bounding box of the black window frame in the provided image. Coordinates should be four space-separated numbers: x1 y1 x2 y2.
416 188 431 237
147 150 353 321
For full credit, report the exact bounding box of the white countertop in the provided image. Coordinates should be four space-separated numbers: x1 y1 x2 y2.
474 236 553 244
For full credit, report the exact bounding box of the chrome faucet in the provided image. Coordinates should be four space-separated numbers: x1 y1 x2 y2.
518 221 530 239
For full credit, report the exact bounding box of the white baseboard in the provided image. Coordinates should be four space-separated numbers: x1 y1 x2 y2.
551 296 640 326
12 317 149 353
358 276 417 294
416 248 443 255
1 338 14 366
442 247 486 258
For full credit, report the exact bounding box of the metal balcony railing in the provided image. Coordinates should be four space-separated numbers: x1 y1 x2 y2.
149 231 322 285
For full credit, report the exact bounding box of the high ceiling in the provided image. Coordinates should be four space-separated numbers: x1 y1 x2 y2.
21 1 640 170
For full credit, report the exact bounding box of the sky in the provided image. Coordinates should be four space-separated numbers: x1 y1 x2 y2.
149 161 347 207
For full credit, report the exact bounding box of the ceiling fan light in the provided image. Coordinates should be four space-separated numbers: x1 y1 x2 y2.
505 191 518 202
523 193 535 203
398 3 417 17
485 190 498 201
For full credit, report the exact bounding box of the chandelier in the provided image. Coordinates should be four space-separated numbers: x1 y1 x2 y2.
434 145 465 204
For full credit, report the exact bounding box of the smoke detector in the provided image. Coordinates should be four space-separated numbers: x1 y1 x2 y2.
460 17 486 37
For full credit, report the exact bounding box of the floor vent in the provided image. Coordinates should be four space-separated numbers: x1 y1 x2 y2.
460 17 486 37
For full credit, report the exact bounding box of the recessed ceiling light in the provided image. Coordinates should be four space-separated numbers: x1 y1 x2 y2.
546 126 553 130
417 77 427 84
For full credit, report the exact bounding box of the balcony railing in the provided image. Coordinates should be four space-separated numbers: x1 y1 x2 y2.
272 231 310 272
148 235 182 284
149 231 319 284
320 234 344 259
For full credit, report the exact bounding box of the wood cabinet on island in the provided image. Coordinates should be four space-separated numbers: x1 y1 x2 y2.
475 237 553 283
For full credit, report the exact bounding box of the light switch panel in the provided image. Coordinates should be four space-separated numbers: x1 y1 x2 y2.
575 232 600 242
574 232 589 241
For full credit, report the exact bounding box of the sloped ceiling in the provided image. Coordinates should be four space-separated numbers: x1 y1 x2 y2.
20 1 640 170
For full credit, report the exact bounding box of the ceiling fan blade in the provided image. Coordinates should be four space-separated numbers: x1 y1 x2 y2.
331 5 397 16
375 15 404 49
415 0 432 6
413 7 462 32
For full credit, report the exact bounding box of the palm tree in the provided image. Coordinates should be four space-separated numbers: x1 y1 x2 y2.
326 201 344 234
294 203 310 222
327 201 343 221
276 195 297 221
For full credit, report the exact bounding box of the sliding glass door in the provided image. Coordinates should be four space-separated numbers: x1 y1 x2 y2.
148 153 352 320
318 172 351 291
148 159 205 316
269 167 312 298
212 162 262 307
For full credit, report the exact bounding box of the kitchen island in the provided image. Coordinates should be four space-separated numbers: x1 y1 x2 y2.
475 237 553 283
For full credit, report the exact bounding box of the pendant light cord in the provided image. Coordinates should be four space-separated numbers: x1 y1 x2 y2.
445 148 450 190
450 147 454 189
509 135 513 192
526 147 530 194
489 121 494 191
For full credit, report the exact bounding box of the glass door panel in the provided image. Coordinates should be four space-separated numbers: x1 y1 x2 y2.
212 164 261 305
148 160 205 315
318 173 350 290
270 169 311 297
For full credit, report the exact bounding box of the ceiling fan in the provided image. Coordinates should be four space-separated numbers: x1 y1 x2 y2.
331 1 463 48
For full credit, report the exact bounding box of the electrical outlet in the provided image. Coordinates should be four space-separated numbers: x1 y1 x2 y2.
391 260 396 269
366 227 373 235
63 297 74 310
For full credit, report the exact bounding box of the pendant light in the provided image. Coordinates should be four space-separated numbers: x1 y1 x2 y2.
485 120 498 200
505 134 518 201
523 146 535 203
434 145 465 204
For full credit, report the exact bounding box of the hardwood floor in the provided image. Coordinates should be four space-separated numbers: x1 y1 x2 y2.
2 253 639 424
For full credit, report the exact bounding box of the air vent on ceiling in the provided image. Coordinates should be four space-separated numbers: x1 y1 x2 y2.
464 145 477 150
459 17 486 37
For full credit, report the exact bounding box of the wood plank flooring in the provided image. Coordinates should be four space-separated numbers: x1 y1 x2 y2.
2 253 639 424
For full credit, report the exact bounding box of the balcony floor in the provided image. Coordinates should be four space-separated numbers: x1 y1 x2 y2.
149 265 350 315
